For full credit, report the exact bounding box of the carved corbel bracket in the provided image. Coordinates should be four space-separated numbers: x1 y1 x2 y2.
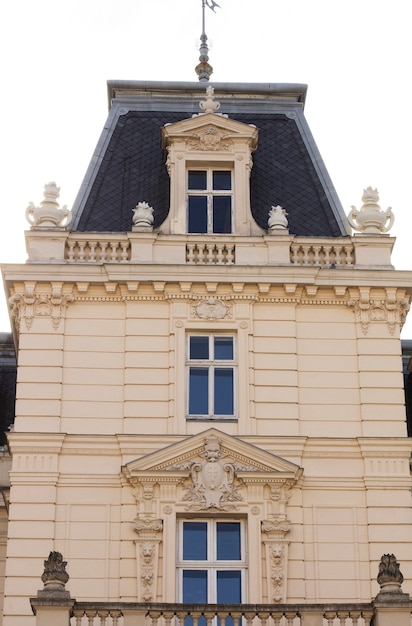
261 519 290 603
134 517 163 602
347 288 410 335
9 282 74 331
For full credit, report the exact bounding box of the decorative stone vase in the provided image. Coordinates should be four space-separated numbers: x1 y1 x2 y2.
41 551 69 591
348 187 394 234
268 205 289 231
25 182 72 229
132 201 154 230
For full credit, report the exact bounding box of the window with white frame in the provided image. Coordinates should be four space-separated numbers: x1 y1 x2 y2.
187 169 233 234
178 519 246 604
187 334 236 419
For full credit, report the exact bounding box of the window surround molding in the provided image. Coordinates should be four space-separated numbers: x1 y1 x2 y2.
161 112 263 236
123 428 303 603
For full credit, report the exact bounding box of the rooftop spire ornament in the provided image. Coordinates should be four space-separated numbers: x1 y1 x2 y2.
195 0 220 81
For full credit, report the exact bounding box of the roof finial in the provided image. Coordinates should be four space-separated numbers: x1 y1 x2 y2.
195 0 220 82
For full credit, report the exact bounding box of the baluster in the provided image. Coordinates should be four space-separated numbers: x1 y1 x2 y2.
337 610 348 626
230 609 243 626
216 244 224 264
78 241 86 262
284 611 296 626
324 611 336 626
110 242 118 262
361 610 373 626
186 244 195 264
191 610 202 626
175 608 187 626
150 609 163 626
219 610 229 626
163 609 175 626
203 609 215 626
67 241 76 261
89 241 97 262
323 246 331 266
72 609 84 626
348 610 361 625
97 609 109 625
85 609 97 626
243 610 256 626
313 245 321 266
289 244 296 264
120 241 130 261
206 244 214 264
270 611 283 626
111 609 122 626
100 241 109 262
257 610 269 626
226 244 235 264
301 245 310 265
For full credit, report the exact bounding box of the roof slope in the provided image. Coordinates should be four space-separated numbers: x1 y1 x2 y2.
71 81 349 237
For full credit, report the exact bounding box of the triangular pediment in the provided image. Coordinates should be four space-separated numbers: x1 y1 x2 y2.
122 428 302 479
162 113 258 150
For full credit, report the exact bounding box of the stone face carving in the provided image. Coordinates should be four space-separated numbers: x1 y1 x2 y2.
348 187 394 234
183 435 242 510
26 182 72 229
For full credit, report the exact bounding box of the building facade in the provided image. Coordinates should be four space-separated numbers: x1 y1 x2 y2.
1 81 412 624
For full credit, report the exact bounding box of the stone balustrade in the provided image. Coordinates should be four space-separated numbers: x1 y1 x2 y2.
65 602 380 626
18 230 391 268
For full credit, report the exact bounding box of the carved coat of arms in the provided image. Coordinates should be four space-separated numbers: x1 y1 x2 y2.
183 435 242 510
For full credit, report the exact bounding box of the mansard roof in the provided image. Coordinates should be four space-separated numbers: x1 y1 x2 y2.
71 80 349 237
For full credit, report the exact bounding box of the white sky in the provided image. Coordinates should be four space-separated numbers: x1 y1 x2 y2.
1 0 411 334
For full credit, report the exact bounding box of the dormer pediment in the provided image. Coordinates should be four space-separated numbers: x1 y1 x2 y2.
162 113 259 153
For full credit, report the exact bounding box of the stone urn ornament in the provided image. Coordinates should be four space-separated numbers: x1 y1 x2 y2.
25 182 72 229
348 187 394 234
132 201 154 230
268 205 289 231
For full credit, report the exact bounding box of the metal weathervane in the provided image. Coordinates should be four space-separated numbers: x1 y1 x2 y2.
195 0 221 81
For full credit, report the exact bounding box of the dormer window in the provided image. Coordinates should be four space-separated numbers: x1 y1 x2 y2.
161 90 262 236
188 169 233 234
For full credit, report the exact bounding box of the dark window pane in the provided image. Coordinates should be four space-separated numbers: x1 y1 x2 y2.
183 522 208 560
217 522 241 560
188 196 208 233
190 336 209 360
213 171 232 190
188 171 207 190
214 337 233 360
213 196 231 233
183 570 208 602
217 571 241 603
214 369 234 415
189 368 208 414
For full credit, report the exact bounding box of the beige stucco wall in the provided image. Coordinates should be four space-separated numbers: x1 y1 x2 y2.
2 273 412 624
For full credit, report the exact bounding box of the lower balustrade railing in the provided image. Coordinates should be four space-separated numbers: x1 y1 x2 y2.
69 602 377 626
